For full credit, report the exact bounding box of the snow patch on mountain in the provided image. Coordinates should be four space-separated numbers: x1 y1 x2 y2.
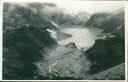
46 29 57 39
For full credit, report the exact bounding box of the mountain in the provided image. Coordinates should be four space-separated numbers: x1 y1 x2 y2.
50 11 90 26
84 36 125 75
74 11 91 25
3 3 58 79
3 3 57 31
3 3 87 80
83 10 125 77
85 12 107 27
3 3 125 80
35 42 91 80
85 10 124 34
3 24 57 80
83 63 125 80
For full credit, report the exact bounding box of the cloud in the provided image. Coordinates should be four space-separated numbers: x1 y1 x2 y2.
42 0 125 14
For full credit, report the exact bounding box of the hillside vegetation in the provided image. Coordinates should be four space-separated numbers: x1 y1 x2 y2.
3 3 125 80
83 9 125 78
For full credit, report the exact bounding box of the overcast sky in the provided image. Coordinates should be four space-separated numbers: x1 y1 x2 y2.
6 0 126 15
42 0 125 15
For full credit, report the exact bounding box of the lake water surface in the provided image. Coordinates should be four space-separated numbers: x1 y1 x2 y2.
57 27 103 50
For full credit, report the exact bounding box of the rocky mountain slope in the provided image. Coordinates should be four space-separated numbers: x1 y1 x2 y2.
85 10 124 33
3 25 57 79
83 63 125 80
3 3 57 79
85 12 107 27
82 9 125 79
3 3 90 80
35 42 91 80
84 36 125 75
3 2 125 80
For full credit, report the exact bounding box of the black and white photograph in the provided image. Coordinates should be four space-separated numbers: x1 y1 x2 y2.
2 0 126 80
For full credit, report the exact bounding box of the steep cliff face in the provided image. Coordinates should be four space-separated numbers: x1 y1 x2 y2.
84 10 125 76
85 36 125 75
3 25 57 80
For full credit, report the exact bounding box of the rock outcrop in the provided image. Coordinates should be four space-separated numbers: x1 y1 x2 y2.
65 42 77 50
48 50 90 78
83 63 125 80
35 42 91 79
